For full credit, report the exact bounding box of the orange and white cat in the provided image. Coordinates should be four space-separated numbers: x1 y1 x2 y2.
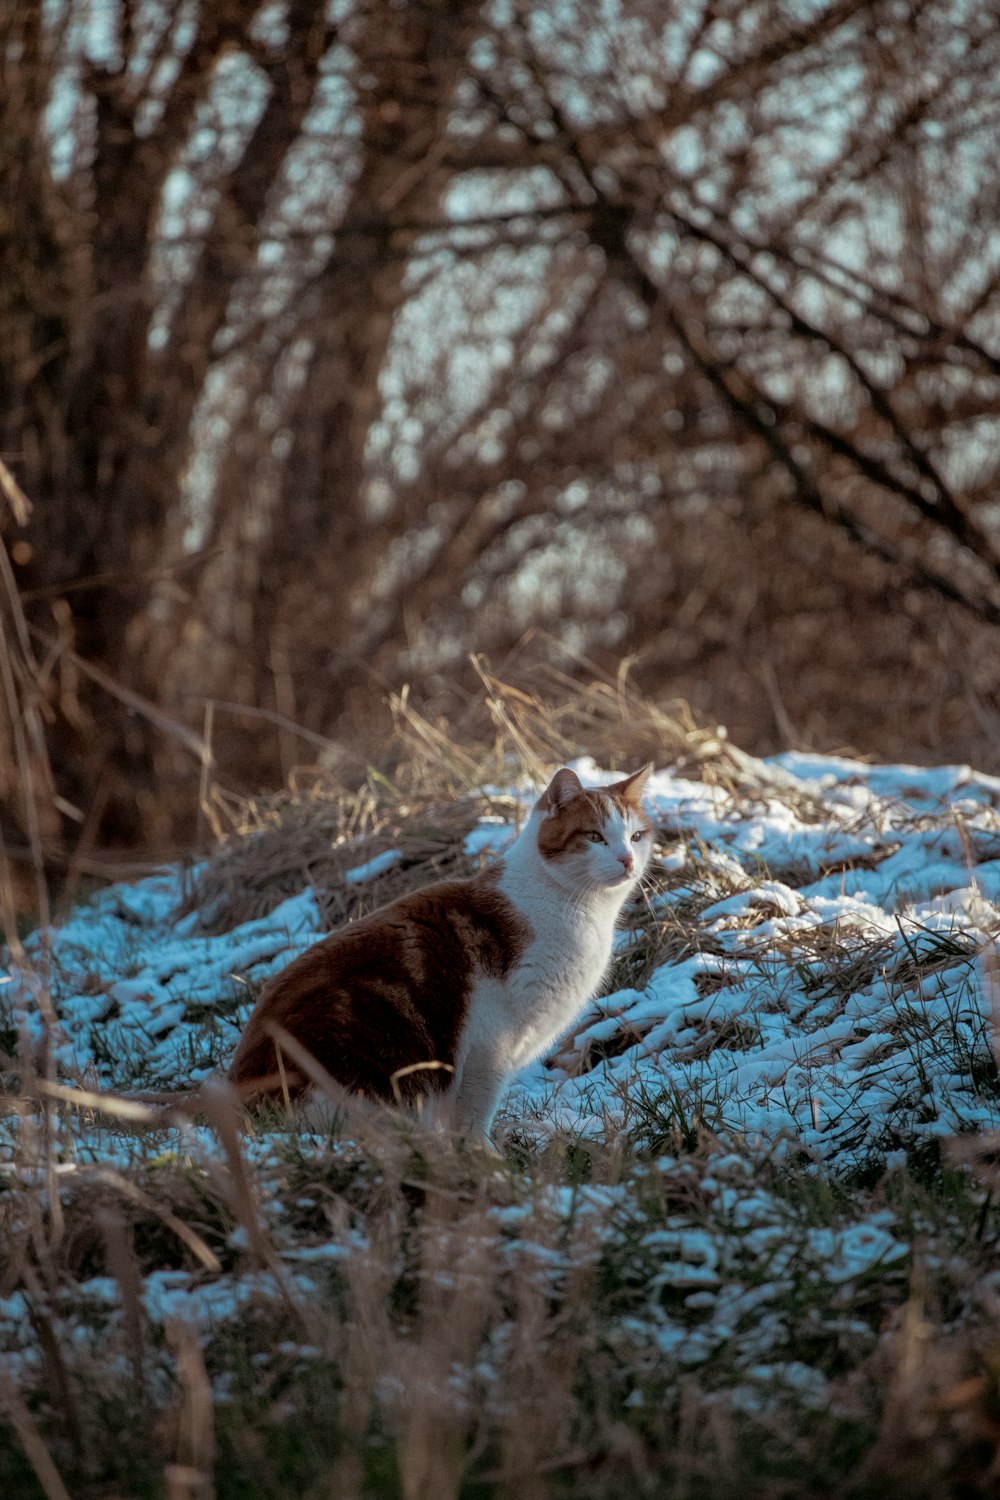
229 765 653 1141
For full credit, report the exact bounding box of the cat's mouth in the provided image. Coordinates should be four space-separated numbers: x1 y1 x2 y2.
571 869 636 893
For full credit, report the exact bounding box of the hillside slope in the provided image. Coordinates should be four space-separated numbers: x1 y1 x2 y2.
3 737 1000 1497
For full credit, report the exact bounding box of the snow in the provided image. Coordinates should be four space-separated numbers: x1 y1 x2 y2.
3 885 324 1086
463 822 516 857
2 743 1000 1372
509 756 1000 1173
344 849 403 883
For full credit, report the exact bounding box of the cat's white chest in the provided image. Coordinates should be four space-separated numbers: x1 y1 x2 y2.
525 908 611 1005
517 925 609 1060
475 863 619 1067
438 778 651 1140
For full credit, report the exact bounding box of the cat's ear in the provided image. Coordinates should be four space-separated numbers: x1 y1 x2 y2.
609 764 652 803
537 767 584 813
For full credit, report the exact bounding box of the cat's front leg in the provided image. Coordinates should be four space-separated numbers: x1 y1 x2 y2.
450 1038 512 1148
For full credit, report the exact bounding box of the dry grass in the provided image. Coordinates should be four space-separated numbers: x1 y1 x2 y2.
4 1080 1000 1500
182 659 741 935
4 672 1000 1498
182 787 495 935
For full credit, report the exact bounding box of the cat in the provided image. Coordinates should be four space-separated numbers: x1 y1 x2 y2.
228 764 653 1142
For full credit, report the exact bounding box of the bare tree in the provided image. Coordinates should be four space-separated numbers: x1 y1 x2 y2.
3 0 1000 875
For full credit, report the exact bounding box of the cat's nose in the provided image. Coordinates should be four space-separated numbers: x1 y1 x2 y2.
618 853 634 874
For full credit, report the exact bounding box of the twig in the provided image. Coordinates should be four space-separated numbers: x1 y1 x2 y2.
26 624 209 761
0 1373 73 1500
0 456 31 523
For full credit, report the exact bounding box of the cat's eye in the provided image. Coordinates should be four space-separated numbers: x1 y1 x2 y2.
584 830 605 843
630 830 647 843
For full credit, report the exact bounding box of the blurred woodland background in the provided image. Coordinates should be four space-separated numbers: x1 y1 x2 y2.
3 0 1000 885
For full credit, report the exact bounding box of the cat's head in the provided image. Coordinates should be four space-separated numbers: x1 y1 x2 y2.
533 765 654 892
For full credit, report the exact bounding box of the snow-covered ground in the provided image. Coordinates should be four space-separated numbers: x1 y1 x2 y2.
6 748 999 1169
3 745 1000 1404
521 752 1000 1174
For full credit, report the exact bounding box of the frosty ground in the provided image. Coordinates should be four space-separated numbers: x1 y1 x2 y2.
3 729 1000 1497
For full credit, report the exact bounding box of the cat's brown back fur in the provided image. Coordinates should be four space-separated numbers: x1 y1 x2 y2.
228 872 531 1107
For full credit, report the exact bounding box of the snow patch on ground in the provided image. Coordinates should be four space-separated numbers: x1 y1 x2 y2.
3 744 1000 1376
